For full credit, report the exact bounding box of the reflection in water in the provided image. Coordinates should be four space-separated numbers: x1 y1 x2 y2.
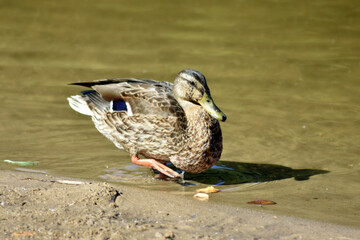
100 161 329 187
100 164 150 183
183 161 329 185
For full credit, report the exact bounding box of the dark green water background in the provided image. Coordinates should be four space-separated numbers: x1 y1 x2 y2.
0 0 359 227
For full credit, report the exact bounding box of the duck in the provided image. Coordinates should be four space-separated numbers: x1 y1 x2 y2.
67 69 226 178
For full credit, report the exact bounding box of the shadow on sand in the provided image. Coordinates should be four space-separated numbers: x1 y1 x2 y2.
182 161 329 185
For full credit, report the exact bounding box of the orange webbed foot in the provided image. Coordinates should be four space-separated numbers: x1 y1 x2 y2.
131 156 181 178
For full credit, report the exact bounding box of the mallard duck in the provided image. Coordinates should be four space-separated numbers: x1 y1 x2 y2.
68 69 226 178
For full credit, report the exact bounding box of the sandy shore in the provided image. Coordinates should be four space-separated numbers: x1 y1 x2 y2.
0 170 358 240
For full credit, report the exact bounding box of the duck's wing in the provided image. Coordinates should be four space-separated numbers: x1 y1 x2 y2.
69 78 187 158
71 78 184 119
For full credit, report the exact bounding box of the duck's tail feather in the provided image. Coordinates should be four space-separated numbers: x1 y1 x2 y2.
67 95 93 116
67 90 111 116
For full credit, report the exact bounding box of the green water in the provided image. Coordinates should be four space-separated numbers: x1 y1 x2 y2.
0 0 359 227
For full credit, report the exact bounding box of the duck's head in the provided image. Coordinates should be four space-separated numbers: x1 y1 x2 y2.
173 69 227 122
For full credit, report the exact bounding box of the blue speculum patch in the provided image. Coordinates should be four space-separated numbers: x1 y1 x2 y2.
112 101 127 111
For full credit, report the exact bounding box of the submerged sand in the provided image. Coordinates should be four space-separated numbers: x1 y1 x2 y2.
0 170 358 239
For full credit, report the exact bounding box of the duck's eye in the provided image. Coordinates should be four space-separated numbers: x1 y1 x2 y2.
188 80 196 86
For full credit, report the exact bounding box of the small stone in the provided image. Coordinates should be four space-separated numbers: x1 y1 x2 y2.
193 193 209 201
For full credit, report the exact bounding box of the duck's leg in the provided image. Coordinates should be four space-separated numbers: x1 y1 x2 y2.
131 156 181 178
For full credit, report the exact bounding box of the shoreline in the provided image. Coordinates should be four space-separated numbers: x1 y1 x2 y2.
1 170 359 239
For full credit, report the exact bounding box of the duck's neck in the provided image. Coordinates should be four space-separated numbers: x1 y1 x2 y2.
177 99 218 136
171 99 223 173
179 100 202 118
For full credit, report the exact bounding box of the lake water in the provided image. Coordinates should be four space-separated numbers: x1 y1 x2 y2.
0 0 359 227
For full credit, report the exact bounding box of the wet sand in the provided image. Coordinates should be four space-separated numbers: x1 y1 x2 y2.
1 170 358 240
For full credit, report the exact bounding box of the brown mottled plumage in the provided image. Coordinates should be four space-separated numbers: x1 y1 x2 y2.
68 69 226 177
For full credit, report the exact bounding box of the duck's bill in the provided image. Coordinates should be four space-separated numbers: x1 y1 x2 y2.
199 93 227 122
